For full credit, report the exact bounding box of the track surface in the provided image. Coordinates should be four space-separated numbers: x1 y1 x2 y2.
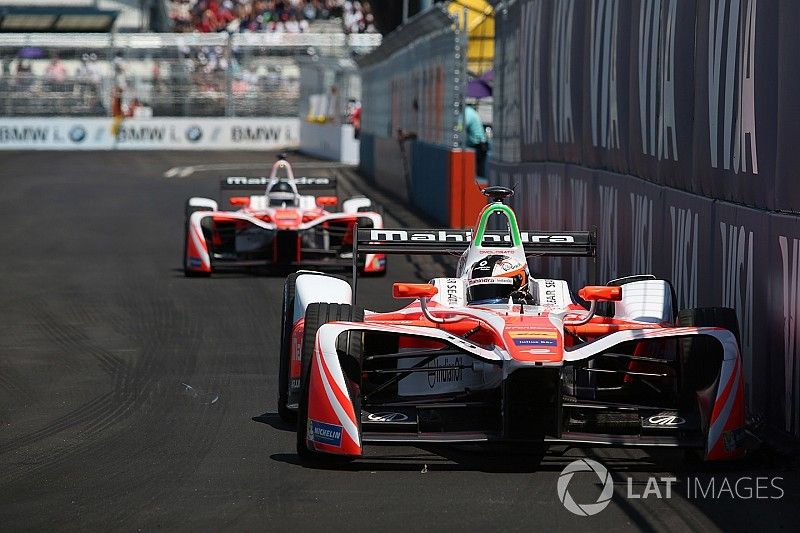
0 151 798 531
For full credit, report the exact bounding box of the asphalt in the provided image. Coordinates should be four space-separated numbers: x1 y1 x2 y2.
0 150 798 532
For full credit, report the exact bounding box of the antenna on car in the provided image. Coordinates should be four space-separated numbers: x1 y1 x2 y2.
482 186 514 204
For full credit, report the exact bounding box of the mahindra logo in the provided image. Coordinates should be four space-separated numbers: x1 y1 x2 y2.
227 176 270 185
367 229 576 244
366 412 408 422
225 176 332 186
647 415 685 426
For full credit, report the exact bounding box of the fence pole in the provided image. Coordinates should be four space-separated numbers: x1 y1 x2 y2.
225 33 234 117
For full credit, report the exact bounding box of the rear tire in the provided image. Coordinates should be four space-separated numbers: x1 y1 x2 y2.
277 273 300 423
296 302 361 463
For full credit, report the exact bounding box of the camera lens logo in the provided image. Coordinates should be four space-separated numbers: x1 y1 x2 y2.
186 125 203 142
69 125 87 143
557 459 614 516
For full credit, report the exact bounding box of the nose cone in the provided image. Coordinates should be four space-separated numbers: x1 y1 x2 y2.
502 313 563 363
274 208 302 229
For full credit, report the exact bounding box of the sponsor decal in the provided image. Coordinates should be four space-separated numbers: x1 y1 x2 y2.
550 0 576 144
558 457 784 516
720 222 753 405
185 125 203 142
231 125 285 143
466 277 514 286
544 279 558 306
116 125 167 142
558 459 614 516
427 356 463 388
546 174 563 278
779 235 800 436
520 0 544 145
570 178 589 286
599 185 619 281
637 0 678 161
509 330 558 347
630 193 653 274
225 176 333 186
708 0 758 173
0 118 299 150
445 278 460 306
670 206 699 309
366 229 577 244
589 0 621 150
0 126 49 143
188 257 202 267
647 414 686 426
723 427 747 452
69 125 87 143
366 412 409 422
308 419 343 447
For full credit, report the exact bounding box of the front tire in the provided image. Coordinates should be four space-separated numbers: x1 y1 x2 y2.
296 302 361 463
277 273 300 423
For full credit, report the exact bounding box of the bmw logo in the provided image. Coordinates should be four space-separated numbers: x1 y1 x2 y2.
186 125 203 142
69 125 87 143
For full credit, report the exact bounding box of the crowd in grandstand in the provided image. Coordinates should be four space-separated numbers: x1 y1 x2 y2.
169 0 375 34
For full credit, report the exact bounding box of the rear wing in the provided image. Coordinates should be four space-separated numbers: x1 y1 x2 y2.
351 225 597 307
219 175 338 205
354 227 596 256
220 176 337 191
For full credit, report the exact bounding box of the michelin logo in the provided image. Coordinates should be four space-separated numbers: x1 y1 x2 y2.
309 420 343 447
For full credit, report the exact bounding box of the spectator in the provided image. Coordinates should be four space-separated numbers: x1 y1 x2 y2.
168 0 349 33
343 1 375 34
45 56 67 85
464 103 488 178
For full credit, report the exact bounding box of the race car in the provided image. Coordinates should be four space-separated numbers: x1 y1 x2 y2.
183 155 386 276
277 186 747 464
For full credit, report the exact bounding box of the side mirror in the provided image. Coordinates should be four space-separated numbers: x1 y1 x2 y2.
316 196 338 207
229 196 250 207
392 283 438 299
578 286 622 302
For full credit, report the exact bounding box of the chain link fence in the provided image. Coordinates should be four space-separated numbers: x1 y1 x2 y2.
359 7 467 148
0 32 379 117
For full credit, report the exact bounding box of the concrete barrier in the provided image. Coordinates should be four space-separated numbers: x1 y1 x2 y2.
299 121 360 164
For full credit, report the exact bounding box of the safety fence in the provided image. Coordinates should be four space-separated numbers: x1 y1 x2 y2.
488 0 800 438
358 6 485 226
0 32 380 118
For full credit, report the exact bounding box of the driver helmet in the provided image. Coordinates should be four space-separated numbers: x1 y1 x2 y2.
267 180 297 207
466 255 529 305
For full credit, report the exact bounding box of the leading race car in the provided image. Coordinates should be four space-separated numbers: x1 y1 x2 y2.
183 155 386 276
277 187 747 464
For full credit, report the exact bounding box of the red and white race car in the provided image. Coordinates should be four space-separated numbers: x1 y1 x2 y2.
277 187 747 464
183 155 386 276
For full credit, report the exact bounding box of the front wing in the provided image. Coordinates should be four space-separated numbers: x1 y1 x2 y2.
301 322 745 461
184 210 385 273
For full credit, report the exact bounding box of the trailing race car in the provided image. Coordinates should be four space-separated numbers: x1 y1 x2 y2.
183 155 386 276
277 186 747 464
